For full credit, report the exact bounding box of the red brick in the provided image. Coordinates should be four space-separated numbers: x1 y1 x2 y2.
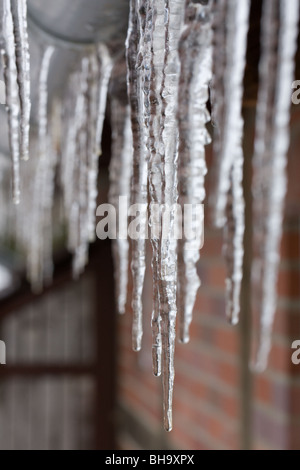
253 408 289 450
202 235 224 259
119 382 161 422
268 342 294 374
273 308 300 339
219 361 240 389
280 231 300 260
197 262 226 291
291 385 300 416
194 292 226 319
254 375 272 405
277 267 300 299
215 327 240 356
290 423 300 450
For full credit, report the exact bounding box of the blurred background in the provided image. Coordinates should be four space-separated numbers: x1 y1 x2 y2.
0 0 300 450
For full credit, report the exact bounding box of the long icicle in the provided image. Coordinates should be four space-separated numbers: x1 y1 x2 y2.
63 63 90 271
177 0 212 344
213 0 250 228
132 0 148 352
159 0 183 432
126 0 148 352
41 99 60 285
223 0 249 325
60 49 113 278
73 57 90 278
251 0 279 365
223 147 245 325
11 0 31 161
141 0 166 374
1 0 20 204
109 103 133 314
88 44 113 242
28 45 54 291
254 0 300 371
61 72 79 249
211 0 249 324
148 0 164 377
210 0 227 187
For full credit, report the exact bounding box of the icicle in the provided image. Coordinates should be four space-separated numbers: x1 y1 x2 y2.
42 99 60 284
126 0 185 431
159 0 184 433
61 72 80 235
213 0 250 228
253 0 300 372
177 1 212 344
95 45 113 156
109 104 133 314
60 47 113 279
126 0 148 352
87 44 113 242
0 2 3 38
38 47 54 162
148 0 164 378
210 0 226 158
1 0 20 204
139 0 166 374
75 45 114 272
37 45 55 286
61 63 87 271
223 149 245 325
28 45 54 291
252 0 280 367
72 57 90 279
11 0 31 161
211 0 249 324
85 53 100 249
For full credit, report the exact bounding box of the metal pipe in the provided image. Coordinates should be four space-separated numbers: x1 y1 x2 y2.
27 0 129 45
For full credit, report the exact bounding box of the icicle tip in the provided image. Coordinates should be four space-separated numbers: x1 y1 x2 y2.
163 413 173 433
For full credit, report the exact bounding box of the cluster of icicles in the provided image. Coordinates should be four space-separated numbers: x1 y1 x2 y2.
1 0 300 431
0 0 30 204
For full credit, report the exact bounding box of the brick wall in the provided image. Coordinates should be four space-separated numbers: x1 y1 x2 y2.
116 105 300 450
251 105 300 450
